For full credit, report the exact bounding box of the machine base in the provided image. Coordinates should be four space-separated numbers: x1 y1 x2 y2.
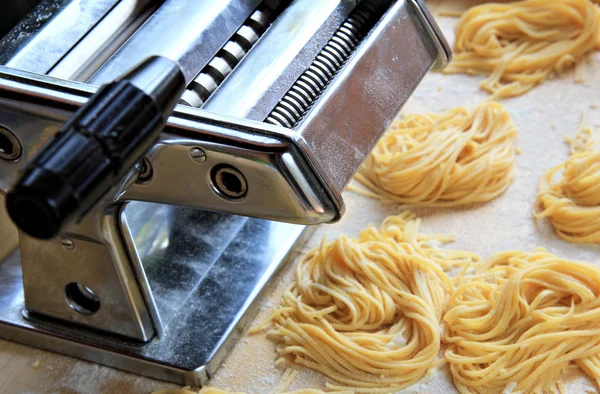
0 205 309 386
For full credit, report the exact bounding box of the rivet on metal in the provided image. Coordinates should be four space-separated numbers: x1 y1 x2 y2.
61 237 74 250
136 157 153 184
191 147 206 163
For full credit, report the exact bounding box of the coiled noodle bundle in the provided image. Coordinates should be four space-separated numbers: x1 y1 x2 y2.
351 102 517 207
263 212 478 392
535 117 600 243
444 0 600 98
444 249 600 393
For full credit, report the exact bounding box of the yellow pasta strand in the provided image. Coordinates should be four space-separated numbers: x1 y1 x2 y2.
269 368 300 394
350 102 517 207
262 212 479 393
443 0 600 98
444 249 600 394
535 115 600 243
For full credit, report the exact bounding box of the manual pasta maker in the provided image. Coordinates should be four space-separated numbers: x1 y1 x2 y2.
0 0 450 385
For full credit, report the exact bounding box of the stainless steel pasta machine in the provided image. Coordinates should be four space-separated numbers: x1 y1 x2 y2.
0 0 450 385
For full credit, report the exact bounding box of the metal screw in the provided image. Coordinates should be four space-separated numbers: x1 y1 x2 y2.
190 147 206 163
136 157 153 184
61 237 74 250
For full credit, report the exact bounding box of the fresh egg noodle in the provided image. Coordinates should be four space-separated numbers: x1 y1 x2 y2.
259 212 478 393
535 115 600 243
443 0 600 98
444 249 600 393
350 102 517 207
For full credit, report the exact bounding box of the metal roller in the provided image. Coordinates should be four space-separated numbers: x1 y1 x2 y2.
266 0 388 128
89 0 263 85
180 1 286 107
203 0 357 120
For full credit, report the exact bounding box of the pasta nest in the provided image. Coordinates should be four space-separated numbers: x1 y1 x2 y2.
535 122 600 243
265 212 478 393
444 249 600 393
352 102 517 207
444 0 600 98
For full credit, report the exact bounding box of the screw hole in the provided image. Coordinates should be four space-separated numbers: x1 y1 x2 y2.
136 157 153 184
65 283 100 315
0 126 22 162
211 165 247 200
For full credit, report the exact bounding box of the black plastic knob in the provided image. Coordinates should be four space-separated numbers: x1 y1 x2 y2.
6 56 185 239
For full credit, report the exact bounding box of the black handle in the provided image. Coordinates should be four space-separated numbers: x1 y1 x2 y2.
6 56 185 239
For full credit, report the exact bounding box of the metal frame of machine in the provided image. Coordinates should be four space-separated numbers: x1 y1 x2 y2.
0 0 450 385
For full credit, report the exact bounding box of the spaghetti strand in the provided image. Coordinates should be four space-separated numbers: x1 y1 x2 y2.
534 114 600 243
262 212 478 393
444 249 600 394
443 0 600 99
350 102 517 207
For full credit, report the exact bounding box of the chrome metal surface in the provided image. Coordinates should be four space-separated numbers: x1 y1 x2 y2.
122 134 336 224
265 0 388 128
120 205 166 338
60 237 74 250
181 0 285 108
190 147 206 163
0 125 21 162
212 165 248 200
3 0 121 75
3 55 185 240
136 157 153 184
19 205 155 340
410 0 452 70
0 208 309 385
0 71 93 195
49 0 161 82
125 56 185 118
0 0 447 219
89 0 262 85
204 0 357 121
0 0 67 66
1 54 185 340
180 90 203 108
0 67 339 224
295 0 444 192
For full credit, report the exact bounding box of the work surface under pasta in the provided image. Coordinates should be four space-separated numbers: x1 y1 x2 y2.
0 1 600 393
